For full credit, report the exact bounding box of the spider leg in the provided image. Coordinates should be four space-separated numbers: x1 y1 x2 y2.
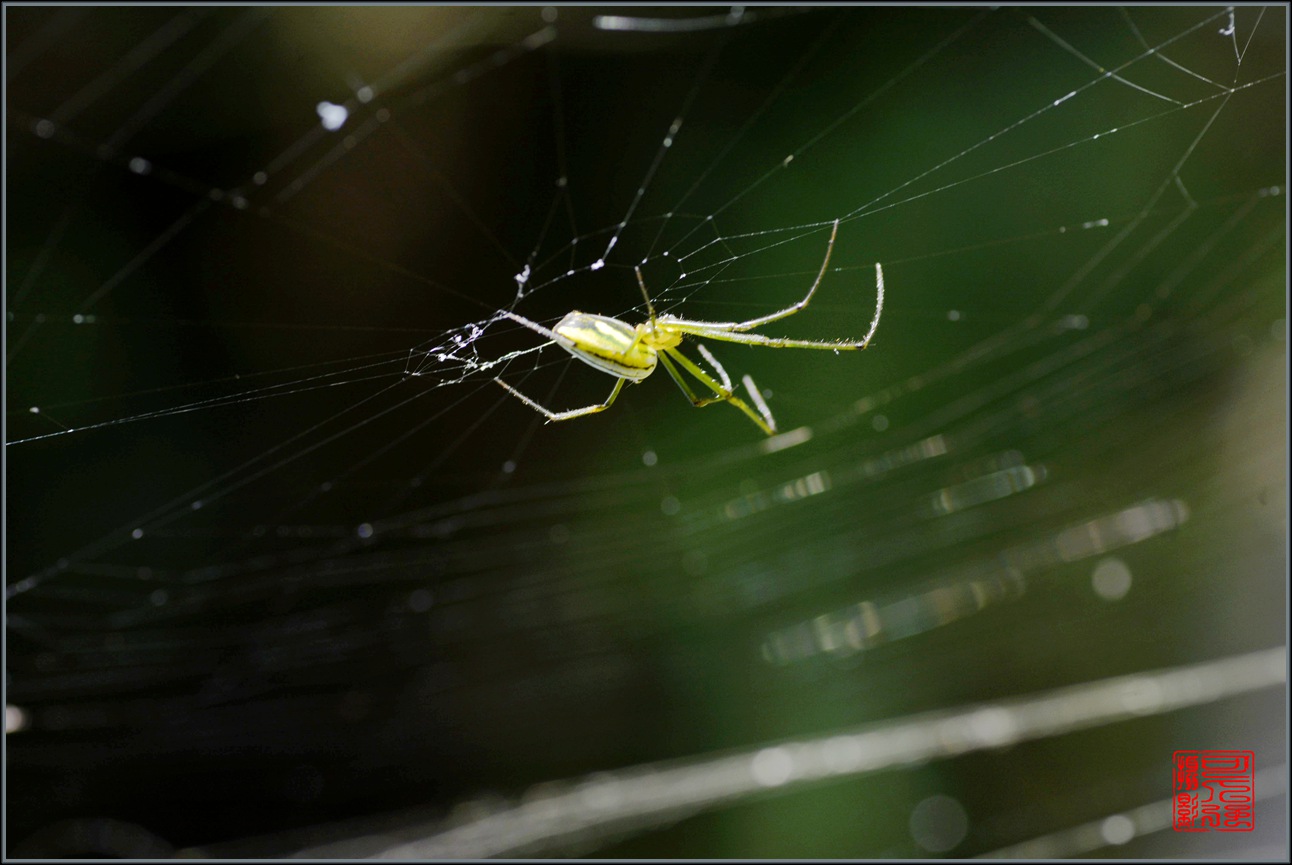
656 349 739 410
663 262 884 350
687 348 775 431
725 218 840 331
694 343 733 393
654 219 841 334
687 346 775 432
495 375 626 422
662 347 777 435
497 310 572 347
634 267 658 322
739 373 776 433
657 351 720 406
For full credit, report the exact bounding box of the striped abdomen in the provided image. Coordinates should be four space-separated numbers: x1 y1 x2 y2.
553 313 657 381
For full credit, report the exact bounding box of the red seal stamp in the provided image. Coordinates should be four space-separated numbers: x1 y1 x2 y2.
1172 750 1255 832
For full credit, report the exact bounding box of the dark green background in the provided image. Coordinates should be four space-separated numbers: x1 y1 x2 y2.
6 6 1286 858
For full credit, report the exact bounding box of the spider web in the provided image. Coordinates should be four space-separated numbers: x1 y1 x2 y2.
5 5 1287 858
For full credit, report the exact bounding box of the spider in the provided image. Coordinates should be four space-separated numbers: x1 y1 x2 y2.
494 219 884 436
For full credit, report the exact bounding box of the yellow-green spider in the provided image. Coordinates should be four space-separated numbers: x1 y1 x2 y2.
494 219 884 436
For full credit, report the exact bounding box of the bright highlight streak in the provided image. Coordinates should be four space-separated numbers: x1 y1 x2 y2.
595 9 749 33
290 648 1283 859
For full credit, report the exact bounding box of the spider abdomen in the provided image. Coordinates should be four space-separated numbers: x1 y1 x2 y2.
553 312 657 381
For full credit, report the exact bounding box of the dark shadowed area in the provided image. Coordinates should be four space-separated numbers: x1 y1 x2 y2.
6 5 1286 858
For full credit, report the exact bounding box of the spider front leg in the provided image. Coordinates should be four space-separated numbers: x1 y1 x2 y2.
495 375 627 422
662 259 885 351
